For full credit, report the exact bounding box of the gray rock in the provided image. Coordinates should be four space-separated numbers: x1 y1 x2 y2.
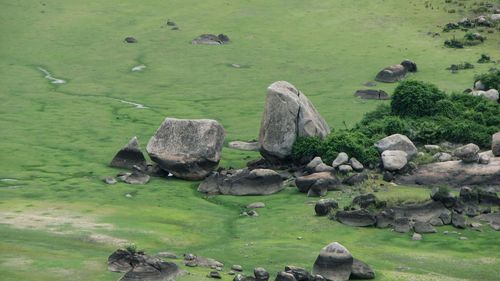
209 271 222 279
315 199 338 216
493 132 500 157
440 212 452 225
413 221 437 233
349 158 364 171
401 60 417 72
336 209 376 227
475 80 486 90
332 152 349 168
338 165 353 174
452 213 466 229
258 81 330 161
312 242 353 281
228 141 259 151
375 134 417 160
231 265 243 272
183 254 223 268
123 171 150 185
412 233 422 241
104 177 117 185
354 89 389 100
350 258 375 280
352 194 377 209
295 172 341 193
284 265 312 281
247 202 266 209
424 145 441 153
198 168 283 196
433 152 452 162
307 185 328 197
381 150 408 171
314 163 335 173
275 272 297 281
110 137 147 170
306 157 324 172
453 143 480 163
343 173 368 186
478 153 490 164
147 118 225 180
393 217 411 233
192 34 230 45
254 267 269 281
375 64 407 83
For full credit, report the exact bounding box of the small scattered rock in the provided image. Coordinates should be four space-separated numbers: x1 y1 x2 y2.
104 177 117 185
124 37 137 43
247 202 266 209
412 233 423 241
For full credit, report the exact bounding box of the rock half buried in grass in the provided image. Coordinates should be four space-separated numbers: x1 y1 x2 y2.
191 34 230 45
375 64 407 83
258 81 330 162
312 242 353 281
354 89 389 100
147 118 225 180
335 209 376 227
198 168 283 196
110 137 147 170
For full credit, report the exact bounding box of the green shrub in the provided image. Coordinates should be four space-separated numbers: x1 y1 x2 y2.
391 80 447 117
475 70 500 91
291 136 323 163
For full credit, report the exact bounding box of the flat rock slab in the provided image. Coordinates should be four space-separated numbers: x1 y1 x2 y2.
396 157 500 188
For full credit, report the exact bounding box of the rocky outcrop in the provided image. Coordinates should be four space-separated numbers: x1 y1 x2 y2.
258 81 330 161
147 118 225 180
110 137 147 170
198 168 283 196
312 242 353 281
396 157 500 188
335 210 376 227
375 134 417 160
375 64 407 83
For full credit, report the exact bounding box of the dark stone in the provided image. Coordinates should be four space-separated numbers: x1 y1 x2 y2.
254 267 270 281
192 34 230 45
440 212 452 225
343 173 369 186
478 189 500 206
354 89 389 100
375 64 407 83
393 217 411 233
122 170 150 185
375 209 395 228
413 221 437 233
315 199 338 216
110 137 147 170
124 37 137 43
391 201 449 223
430 187 456 208
459 186 479 204
312 242 353 281
295 172 341 193
383 171 394 182
209 271 222 279
336 209 376 227
198 168 283 196
350 258 375 280
275 272 297 281
352 194 377 209
400 59 417 72
452 213 466 229
307 185 328 197
284 266 312 281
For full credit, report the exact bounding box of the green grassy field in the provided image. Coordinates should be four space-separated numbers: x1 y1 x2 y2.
1 0 499 280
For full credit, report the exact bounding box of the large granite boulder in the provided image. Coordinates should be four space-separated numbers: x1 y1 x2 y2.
453 143 480 163
492 132 500 157
198 168 283 196
396 157 500 188
375 64 407 83
147 118 225 180
381 150 408 171
110 137 147 170
258 81 330 161
375 134 417 160
312 242 353 281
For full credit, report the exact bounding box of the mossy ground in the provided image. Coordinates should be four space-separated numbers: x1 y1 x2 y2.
1 0 499 280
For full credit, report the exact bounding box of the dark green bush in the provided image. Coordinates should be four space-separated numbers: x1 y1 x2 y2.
391 80 447 117
475 70 500 91
291 136 323 163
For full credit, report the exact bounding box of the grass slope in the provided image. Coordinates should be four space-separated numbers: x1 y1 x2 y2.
0 0 499 280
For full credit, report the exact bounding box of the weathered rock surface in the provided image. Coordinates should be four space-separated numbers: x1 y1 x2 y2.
122 171 151 185
335 209 376 227
315 199 338 216
493 132 500 157
393 217 411 233
354 89 389 100
258 81 330 161
350 258 375 280
349 158 364 172
343 173 368 186
275 272 297 281
375 64 407 83
147 118 225 180
198 168 283 196
453 143 480 163
413 221 437 233
381 150 408 171
312 242 353 281
396 157 500 188
295 172 341 193
332 153 349 168
192 34 230 45
229 141 259 151
476 212 500 230
254 267 270 281
375 134 417 160
110 137 147 170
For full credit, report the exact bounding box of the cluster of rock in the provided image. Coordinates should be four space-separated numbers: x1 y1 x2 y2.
444 15 499 32
469 79 499 102
374 59 417 83
107 249 183 281
321 186 500 235
294 154 367 197
376 134 417 172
